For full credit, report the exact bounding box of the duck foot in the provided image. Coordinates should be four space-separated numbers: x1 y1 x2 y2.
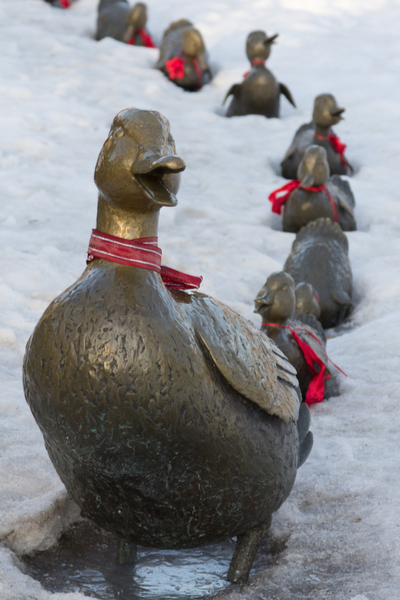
227 517 272 584
117 538 137 565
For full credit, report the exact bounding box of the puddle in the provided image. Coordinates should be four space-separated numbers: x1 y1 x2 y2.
23 520 286 600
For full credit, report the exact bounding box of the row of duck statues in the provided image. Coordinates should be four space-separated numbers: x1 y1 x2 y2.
30 0 358 588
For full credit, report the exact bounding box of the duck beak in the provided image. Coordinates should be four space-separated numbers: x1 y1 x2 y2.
264 33 279 45
133 154 186 207
330 107 345 119
253 291 273 314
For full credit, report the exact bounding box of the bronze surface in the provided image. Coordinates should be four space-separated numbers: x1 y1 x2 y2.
96 0 151 45
224 30 295 118
284 218 353 329
23 108 308 584
281 93 353 179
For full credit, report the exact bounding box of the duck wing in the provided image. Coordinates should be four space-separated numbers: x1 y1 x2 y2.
223 84 240 105
190 294 300 423
327 175 355 216
279 83 296 107
290 319 330 374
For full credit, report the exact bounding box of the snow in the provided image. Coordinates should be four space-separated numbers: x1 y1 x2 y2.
1 0 400 598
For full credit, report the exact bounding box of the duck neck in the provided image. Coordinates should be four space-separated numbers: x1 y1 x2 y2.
96 195 160 240
314 123 331 138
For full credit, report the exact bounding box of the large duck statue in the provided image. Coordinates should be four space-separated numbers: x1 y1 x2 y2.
95 0 156 48
23 108 312 584
270 145 356 233
156 20 211 91
223 30 296 118
284 218 353 329
281 94 353 179
254 272 339 404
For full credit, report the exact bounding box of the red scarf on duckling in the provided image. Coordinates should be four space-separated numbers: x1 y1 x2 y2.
262 323 347 405
165 57 202 90
87 229 202 291
268 180 338 222
314 131 352 172
128 29 157 48
243 59 265 78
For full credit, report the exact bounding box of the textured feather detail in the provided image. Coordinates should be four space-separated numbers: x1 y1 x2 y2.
327 175 355 216
292 217 349 251
191 295 300 423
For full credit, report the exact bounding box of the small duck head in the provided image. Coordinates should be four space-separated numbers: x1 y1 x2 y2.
295 282 321 319
254 272 296 323
246 30 279 63
313 93 345 129
94 108 186 238
181 28 209 74
126 2 147 31
297 145 329 187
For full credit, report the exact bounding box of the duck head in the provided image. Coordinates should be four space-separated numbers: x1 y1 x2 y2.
126 2 147 31
246 30 278 62
182 28 210 74
254 272 296 323
297 145 329 187
95 108 185 211
295 282 321 319
313 93 345 129
94 109 185 238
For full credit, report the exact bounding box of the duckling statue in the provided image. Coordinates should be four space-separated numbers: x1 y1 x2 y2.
223 30 296 118
96 0 156 48
255 272 337 404
156 20 211 91
270 145 356 232
281 94 353 179
284 218 353 329
23 108 312 584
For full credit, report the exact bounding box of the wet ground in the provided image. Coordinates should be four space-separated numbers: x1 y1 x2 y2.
22 520 288 600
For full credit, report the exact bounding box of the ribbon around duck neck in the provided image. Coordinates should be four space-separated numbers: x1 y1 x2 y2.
314 131 352 172
87 229 202 291
262 322 347 405
243 59 265 78
128 29 157 48
268 179 338 222
165 56 202 90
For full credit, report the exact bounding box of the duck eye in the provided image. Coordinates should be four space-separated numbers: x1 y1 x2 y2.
282 285 288 292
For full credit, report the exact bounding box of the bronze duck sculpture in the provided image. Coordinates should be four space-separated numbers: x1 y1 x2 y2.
23 108 312 584
270 145 356 233
224 30 295 118
284 218 353 329
96 0 156 47
156 20 211 91
281 94 353 179
255 272 337 404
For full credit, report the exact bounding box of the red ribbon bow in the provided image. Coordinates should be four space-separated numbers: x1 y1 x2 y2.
262 322 347 405
314 131 350 170
268 179 338 222
128 28 157 48
165 56 202 89
87 229 202 291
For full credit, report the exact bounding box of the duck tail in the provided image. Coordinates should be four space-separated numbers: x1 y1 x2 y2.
297 402 313 468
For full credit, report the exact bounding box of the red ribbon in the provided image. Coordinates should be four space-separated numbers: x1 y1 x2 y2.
314 131 349 169
128 28 157 48
87 229 202 291
165 56 202 89
243 59 265 78
268 179 338 222
262 322 347 405
59 0 70 6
